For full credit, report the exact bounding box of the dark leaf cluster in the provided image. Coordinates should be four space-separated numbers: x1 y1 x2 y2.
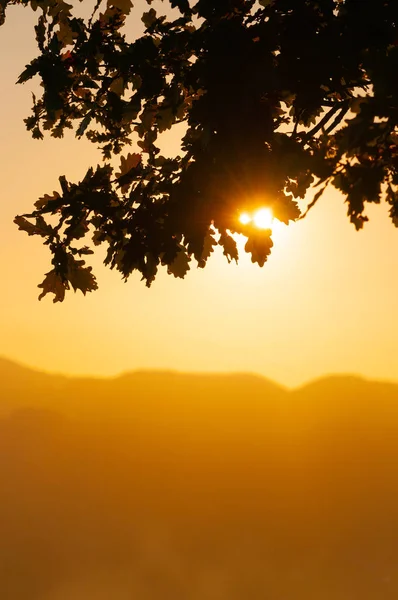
3 0 398 299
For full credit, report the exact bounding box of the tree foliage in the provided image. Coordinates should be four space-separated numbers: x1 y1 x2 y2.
3 0 398 300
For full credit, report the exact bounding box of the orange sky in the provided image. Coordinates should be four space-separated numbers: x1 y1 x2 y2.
1 2 398 387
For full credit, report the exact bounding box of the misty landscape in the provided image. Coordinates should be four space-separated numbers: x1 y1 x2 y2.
3 1 398 599
1 357 398 599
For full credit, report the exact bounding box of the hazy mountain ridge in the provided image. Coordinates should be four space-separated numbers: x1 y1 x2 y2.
2 356 398 421
1 357 398 599
2 357 398 445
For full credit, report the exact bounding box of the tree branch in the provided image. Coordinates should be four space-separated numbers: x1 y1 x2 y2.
88 0 104 28
302 101 348 143
324 103 350 135
298 183 328 220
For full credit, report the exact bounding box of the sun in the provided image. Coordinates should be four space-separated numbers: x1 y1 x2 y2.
239 208 274 229
239 212 252 225
253 208 273 229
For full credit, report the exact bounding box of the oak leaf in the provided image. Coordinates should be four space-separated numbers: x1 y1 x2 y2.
107 0 133 15
167 248 190 279
142 8 157 28
38 270 66 303
67 256 98 295
14 215 52 237
115 152 142 192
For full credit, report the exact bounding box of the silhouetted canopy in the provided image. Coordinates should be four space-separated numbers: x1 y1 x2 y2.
3 0 398 300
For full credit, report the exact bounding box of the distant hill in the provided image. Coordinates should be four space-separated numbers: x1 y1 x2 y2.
1 357 398 599
0 357 288 434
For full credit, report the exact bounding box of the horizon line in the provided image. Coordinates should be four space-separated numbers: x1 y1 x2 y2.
1 354 398 392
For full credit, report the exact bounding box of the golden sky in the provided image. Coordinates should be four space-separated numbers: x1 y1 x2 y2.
1 2 398 387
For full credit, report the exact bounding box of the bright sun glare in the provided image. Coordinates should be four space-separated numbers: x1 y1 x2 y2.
239 212 252 225
239 208 274 229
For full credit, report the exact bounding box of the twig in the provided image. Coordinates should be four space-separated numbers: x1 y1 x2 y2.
88 0 104 28
298 182 329 220
302 101 348 143
324 104 350 135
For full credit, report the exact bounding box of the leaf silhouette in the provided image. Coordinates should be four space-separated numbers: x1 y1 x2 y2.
6 0 398 296
38 270 66 303
66 256 98 296
107 0 133 15
115 152 142 192
245 232 273 267
116 153 141 178
14 216 52 238
219 232 238 263
199 229 217 268
34 191 60 210
167 249 190 279
142 8 157 28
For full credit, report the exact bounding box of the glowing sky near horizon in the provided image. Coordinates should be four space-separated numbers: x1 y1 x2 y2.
1 2 398 387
